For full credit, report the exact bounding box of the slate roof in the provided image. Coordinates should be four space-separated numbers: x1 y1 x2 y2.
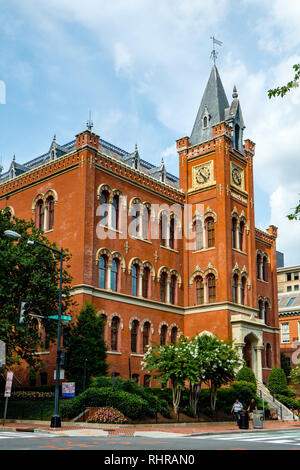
278 292 300 315
0 136 179 189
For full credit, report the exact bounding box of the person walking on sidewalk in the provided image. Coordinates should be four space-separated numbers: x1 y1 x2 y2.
231 399 243 425
247 398 257 423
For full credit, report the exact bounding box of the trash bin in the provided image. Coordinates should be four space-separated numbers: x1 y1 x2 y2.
253 410 264 429
239 410 249 429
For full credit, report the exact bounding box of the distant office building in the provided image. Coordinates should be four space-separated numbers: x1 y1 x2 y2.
276 251 284 269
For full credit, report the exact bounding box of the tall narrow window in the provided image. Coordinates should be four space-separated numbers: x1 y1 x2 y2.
143 322 150 352
195 276 204 305
207 274 216 303
142 267 150 298
142 205 151 240
262 257 268 282
239 221 245 251
170 274 177 305
194 219 203 250
112 194 119 230
206 217 215 248
241 276 247 305
160 272 167 302
111 316 119 351
36 199 44 230
131 264 139 296
100 190 109 226
131 320 139 353
232 274 239 303
47 196 54 230
169 216 175 249
266 343 272 368
264 302 269 325
111 258 119 292
257 254 262 279
160 325 167 346
171 326 177 344
132 204 141 237
258 299 264 319
160 212 167 247
232 218 237 249
99 255 107 289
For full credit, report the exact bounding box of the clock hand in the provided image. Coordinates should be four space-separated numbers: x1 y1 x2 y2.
200 171 207 182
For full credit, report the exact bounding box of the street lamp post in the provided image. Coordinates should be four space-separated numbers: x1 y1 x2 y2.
4 230 64 428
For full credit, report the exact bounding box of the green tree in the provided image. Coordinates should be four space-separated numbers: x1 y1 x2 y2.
280 353 291 382
267 367 288 396
198 334 241 411
65 302 108 391
0 208 74 371
235 366 257 387
141 335 191 414
290 365 300 385
268 64 300 99
268 64 300 221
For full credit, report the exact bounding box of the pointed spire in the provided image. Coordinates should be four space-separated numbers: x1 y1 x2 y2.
190 65 229 146
232 85 238 99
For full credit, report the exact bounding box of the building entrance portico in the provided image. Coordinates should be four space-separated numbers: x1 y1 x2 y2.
231 313 265 383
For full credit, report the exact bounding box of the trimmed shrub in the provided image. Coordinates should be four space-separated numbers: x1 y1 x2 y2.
276 395 300 411
267 367 288 396
87 407 127 424
231 381 257 408
285 386 297 399
235 367 257 387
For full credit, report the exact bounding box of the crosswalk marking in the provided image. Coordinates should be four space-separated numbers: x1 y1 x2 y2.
191 432 300 447
0 432 54 439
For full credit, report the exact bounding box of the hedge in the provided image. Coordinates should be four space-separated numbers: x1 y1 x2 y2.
267 367 288 396
235 367 257 387
60 387 151 420
276 395 300 411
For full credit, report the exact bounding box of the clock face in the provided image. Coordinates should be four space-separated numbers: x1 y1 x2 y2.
196 166 210 185
232 167 242 186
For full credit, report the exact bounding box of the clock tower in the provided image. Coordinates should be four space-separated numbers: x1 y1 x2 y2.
176 65 279 384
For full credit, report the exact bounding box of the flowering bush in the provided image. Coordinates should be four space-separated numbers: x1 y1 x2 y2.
87 407 127 424
10 391 55 401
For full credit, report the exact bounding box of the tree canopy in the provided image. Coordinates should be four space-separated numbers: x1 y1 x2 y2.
0 208 74 372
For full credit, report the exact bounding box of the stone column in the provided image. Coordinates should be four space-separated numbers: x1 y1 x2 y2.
255 346 264 384
138 272 143 297
106 263 112 290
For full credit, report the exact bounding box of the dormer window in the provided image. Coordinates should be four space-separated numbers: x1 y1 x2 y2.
203 116 208 128
202 106 210 130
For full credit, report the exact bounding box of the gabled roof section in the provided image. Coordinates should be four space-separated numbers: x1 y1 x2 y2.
190 65 229 146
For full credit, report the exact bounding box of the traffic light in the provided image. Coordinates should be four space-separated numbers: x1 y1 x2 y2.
18 299 31 325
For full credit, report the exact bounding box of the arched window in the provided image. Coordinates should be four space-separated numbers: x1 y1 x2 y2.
203 116 208 128
111 316 120 351
131 264 139 296
142 205 151 240
266 343 272 369
171 326 178 344
99 255 107 289
207 274 216 303
170 274 177 305
160 325 168 346
169 215 175 249
131 320 139 353
112 194 119 230
194 276 204 305
258 299 264 319
232 274 239 303
262 257 268 282
193 219 203 250
47 196 55 230
36 199 44 230
160 272 168 302
206 217 215 248
235 124 240 150
100 190 110 226
239 221 245 251
159 212 168 247
143 375 151 387
232 218 237 249
240 276 247 305
143 322 151 353
257 254 262 279
142 267 150 298
264 302 269 325
111 258 119 292
131 204 141 237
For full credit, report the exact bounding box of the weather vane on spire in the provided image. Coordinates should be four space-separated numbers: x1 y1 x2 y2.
86 110 93 131
210 36 223 65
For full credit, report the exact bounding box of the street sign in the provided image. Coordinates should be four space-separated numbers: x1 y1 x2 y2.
49 315 72 322
4 371 13 398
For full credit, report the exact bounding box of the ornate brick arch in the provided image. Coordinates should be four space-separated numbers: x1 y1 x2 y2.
158 321 168 335
128 257 144 274
95 247 112 265
189 265 205 286
111 251 126 272
157 266 171 282
129 316 141 330
170 269 182 288
143 260 155 279
204 206 217 223
44 189 58 204
141 318 154 334
96 183 113 201
108 313 124 330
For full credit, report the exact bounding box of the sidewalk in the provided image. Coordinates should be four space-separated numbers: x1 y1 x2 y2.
1 419 299 437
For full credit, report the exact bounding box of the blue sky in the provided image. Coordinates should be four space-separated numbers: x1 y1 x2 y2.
0 0 300 266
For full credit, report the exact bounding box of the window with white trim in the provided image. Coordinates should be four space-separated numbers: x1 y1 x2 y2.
281 323 290 344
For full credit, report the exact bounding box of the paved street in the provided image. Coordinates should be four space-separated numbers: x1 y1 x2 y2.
1 430 300 452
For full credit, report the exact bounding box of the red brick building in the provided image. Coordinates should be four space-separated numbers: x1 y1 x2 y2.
1 65 280 387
